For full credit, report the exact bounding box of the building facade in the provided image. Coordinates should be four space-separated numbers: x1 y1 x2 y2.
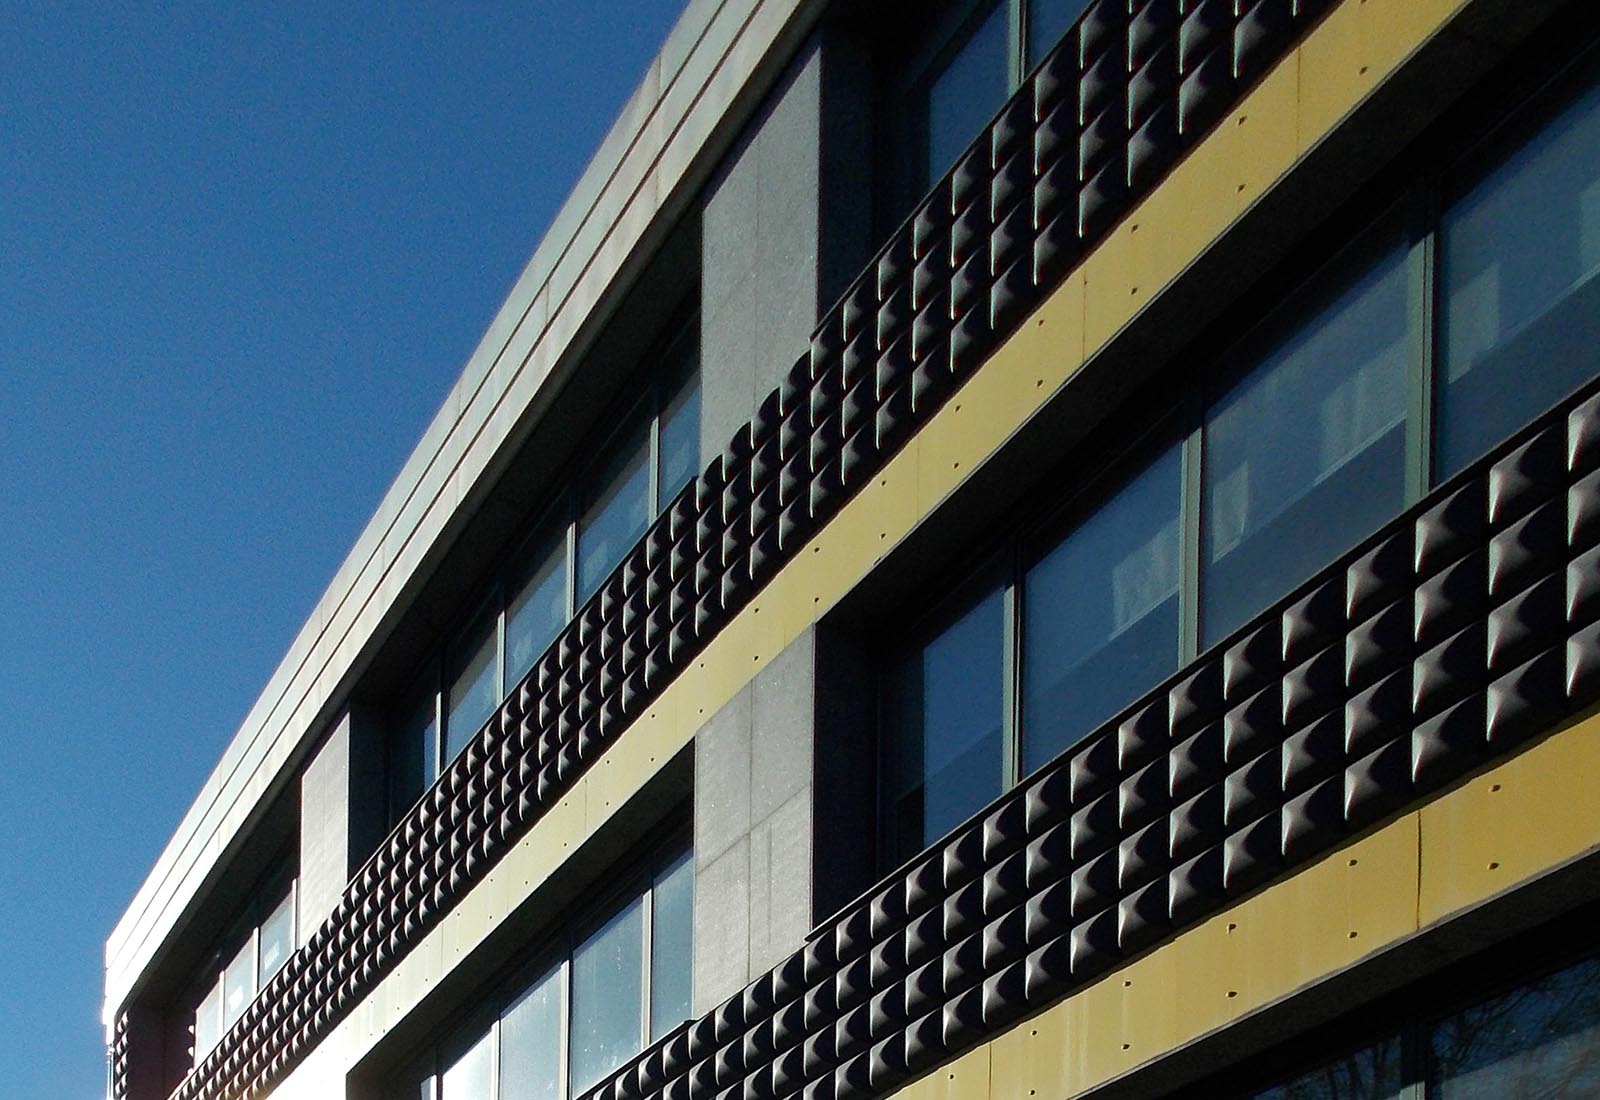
106 1 1600 1099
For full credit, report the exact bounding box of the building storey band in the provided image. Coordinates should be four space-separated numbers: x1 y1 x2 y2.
105 2 1600 1100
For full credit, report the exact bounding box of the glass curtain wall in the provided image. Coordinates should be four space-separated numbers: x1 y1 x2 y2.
881 68 1600 864
405 848 693 1100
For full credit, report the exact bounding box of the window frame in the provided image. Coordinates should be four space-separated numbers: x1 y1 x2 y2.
396 831 694 1100
385 312 701 827
188 864 298 1069
874 46 1600 872
876 0 1087 236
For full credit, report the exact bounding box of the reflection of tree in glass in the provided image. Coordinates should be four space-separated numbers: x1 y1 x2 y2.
1430 957 1600 1100
1249 1035 1405 1100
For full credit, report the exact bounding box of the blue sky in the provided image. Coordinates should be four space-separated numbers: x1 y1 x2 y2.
0 2 685 1095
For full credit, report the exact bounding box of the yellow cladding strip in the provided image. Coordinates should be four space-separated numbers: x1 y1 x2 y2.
271 0 1478 1091
890 712 1600 1100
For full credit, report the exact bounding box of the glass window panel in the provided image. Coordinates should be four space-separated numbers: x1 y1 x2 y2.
650 852 695 1040
446 605 500 767
194 982 221 1060
1430 956 1600 1100
441 1028 493 1100
258 892 294 983
577 423 651 606
1437 83 1600 478
1027 0 1091 68
884 580 1006 866
570 898 646 1096
391 686 438 823
1202 245 1409 646
501 965 564 1100
658 354 701 512
222 937 255 1030
926 2 1011 187
1250 1034 1404 1100
1021 443 1182 774
506 525 568 691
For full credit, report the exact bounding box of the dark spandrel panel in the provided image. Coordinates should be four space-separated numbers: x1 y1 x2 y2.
1020 442 1183 774
651 852 695 1041
1437 82 1600 481
885 583 1007 867
1202 244 1410 646
502 967 564 1100
1249 1033 1404 1100
1430 956 1600 1100
1027 0 1093 67
927 2 1012 192
446 604 501 767
579 424 653 606
571 900 646 1097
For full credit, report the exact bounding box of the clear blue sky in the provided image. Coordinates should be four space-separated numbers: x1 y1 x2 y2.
0 3 685 1095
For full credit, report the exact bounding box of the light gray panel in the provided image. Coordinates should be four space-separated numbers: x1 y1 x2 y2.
693 688 753 868
752 789 813 973
750 630 815 822
691 837 751 1015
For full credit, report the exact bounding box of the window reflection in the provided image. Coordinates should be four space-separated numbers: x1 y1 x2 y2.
650 853 695 1040
577 424 652 606
885 579 1007 866
501 966 564 1100
1437 82 1600 477
1430 956 1600 1099
1250 1035 1404 1100
447 606 501 766
442 1029 493 1100
1027 0 1090 68
1021 443 1182 774
507 527 568 690
927 2 1011 187
1202 244 1409 645
569 898 646 1096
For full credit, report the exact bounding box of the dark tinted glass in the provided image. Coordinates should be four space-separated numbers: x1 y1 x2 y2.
1202 245 1409 646
884 579 1006 865
506 524 567 690
1249 1035 1404 1100
658 337 701 509
1027 0 1090 68
390 687 437 823
1021 443 1182 774
440 1028 492 1100
927 2 1010 187
577 422 651 605
1430 955 1600 1099
1437 82 1600 478
445 605 499 766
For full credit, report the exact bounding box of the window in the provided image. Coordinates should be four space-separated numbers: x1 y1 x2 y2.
882 573 1008 867
386 327 699 824
391 844 693 1100
1215 951 1600 1100
880 63 1600 866
1201 241 1410 645
1435 79 1600 478
188 870 296 1068
883 0 1091 227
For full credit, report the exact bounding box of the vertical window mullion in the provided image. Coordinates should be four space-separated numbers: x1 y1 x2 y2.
1001 553 1021 789
641 877 656 1047
490 1017 502 1100
496 586 508 701
1178 410 1205 664
1406 185 1440 504
649 394 663 517
1009 0 1026 90
565 498 578 621
560 958 573 1100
